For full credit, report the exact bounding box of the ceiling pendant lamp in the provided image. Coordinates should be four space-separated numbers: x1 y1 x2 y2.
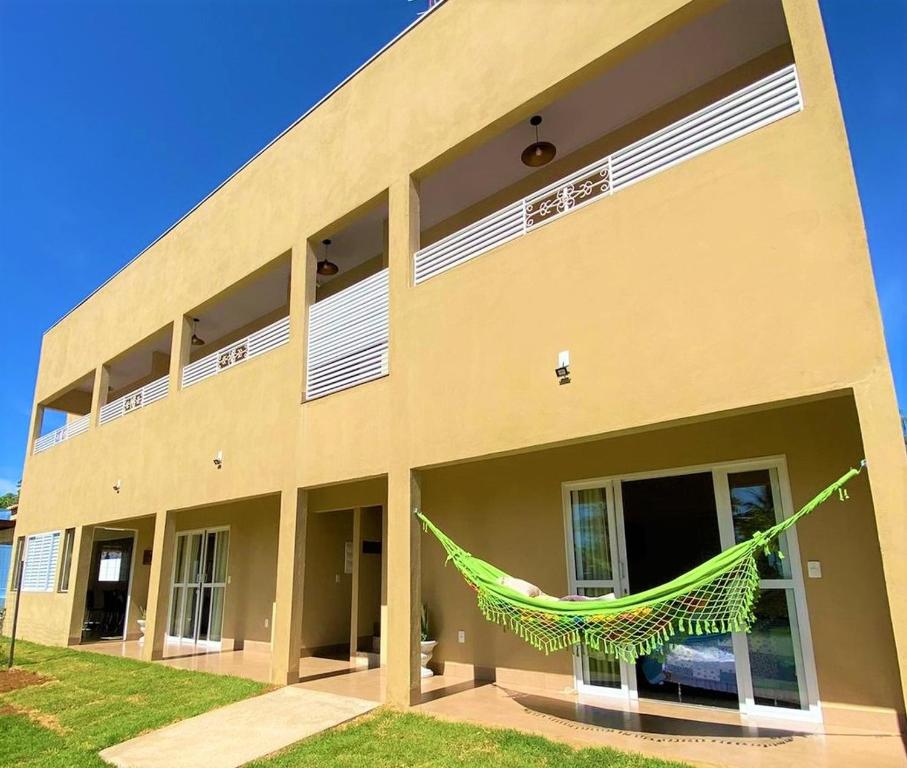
317 238 339 276
521 115 556 167
190 317 205 346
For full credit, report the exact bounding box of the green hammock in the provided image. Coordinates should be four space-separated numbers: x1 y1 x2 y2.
417 463 863 663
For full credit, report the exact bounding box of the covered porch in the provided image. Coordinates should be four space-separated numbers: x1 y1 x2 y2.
405 393 901 735
76 635 903 768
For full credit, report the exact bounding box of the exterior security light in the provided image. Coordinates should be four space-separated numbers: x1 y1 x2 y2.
556 350 570 381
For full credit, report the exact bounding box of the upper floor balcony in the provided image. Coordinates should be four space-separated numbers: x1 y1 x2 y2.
28 0 811 463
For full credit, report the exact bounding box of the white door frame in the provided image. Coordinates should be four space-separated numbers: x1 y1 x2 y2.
561 454 822 722
165 526 230 648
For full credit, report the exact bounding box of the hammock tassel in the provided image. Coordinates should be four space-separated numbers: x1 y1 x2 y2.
416 463 863 664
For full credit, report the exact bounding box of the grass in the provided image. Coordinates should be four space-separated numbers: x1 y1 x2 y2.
0 638 267 767
0 639 688 768
249 709 690 768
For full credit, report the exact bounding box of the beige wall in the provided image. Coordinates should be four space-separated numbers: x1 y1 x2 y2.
301 509 353 652
174 496 279 644
421 395 901 718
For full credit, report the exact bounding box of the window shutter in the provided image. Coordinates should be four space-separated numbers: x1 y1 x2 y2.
22 532 61 592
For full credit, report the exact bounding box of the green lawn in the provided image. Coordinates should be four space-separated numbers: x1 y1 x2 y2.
0 638 267 768
249 709 689 768
0 639 687 768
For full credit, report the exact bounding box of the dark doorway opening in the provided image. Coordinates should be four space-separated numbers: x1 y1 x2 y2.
82 532 134 641
621 472 738 709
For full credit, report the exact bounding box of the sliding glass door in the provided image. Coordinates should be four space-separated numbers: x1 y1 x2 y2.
563 483 625 694
563 459 818 717
167 528 230 645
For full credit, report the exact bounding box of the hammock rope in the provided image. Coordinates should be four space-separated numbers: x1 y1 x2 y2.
417 462 864 663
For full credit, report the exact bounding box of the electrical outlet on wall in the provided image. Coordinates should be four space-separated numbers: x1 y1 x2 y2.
458 630 466 643
264 618 269 628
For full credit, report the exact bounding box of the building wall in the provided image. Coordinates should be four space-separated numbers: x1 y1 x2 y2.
174 496 280 645
301 509 353 652
9 0 905 714
421 396 901 720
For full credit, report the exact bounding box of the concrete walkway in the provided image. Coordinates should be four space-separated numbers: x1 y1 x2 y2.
100 686 378 768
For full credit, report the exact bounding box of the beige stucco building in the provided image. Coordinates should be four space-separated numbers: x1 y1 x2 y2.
7 0 905 735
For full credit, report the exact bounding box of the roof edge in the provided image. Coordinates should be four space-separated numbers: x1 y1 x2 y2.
47 0 447 332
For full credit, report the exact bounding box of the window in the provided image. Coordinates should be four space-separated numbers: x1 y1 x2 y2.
98 548 124 582
58 528 75 592
11 536 24 591
21 531 61 592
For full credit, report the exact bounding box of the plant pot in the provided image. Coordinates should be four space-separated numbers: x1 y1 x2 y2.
420 639 437 678
137 618 146 644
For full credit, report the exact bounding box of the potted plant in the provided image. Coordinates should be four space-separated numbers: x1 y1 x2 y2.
420 604 437 678
137 605 147 643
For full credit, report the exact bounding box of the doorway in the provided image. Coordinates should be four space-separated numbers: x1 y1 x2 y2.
166 528 230 646
563 458 819 719
621 472 738 708
81 530 136 641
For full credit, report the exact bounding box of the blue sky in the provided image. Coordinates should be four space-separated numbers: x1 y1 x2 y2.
0 1 903 496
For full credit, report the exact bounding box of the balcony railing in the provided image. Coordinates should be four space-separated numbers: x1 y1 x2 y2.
306 268 389 400
181 315 290 389
414 65 803 284
33 414 90 454
99 375 169 426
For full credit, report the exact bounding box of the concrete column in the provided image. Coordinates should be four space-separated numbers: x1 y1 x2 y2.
380 504 388 667
349 507 362 658
270 488 308 685
294 241 317 402
90 365 110 426
26 404 45 460
386 468 421 708
852 373 907 713
142 510 176 661
170 316 192 391
65 525 95 645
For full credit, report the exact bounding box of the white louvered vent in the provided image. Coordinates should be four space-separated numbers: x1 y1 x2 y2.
413 65 802 284
182 315 290 389
99 375 169 426
33 414 90 455
306 269 389 400
21 531 61 592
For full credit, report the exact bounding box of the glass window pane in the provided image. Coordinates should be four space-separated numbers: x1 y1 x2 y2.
728 469 789 579
98 549 123 582
186 535 202 584
173 536 187 584
203 533 216 583
58 529 75 592
578 586 620 688
570 488 611 581
212 532 228 583
208 587 225 642
748 589 805 709
181 586 199 639
168 586 182 636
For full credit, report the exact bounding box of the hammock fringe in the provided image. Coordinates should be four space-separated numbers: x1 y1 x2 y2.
419 463 863 663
